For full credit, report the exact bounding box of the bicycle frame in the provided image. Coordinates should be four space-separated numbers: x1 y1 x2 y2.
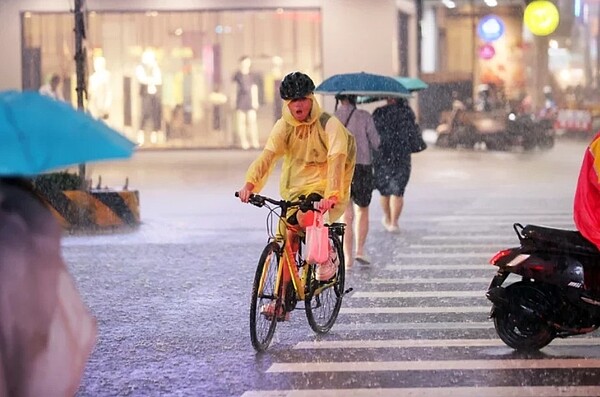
264 221 309 303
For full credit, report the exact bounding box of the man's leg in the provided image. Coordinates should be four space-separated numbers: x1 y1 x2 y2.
389 195 404 230
355 205 369 258
236 110 249 149
343 204 354 268
380 195 391 227
247 109 260 149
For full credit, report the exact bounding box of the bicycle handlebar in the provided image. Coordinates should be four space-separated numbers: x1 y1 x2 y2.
234 191 319 212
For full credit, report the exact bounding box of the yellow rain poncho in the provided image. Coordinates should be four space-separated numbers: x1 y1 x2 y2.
245 94 356 221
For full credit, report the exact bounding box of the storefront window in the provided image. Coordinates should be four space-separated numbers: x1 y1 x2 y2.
22 9 322 149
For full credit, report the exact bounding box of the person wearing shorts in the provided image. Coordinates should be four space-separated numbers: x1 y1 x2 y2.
373 97 416 233
335 94 380 267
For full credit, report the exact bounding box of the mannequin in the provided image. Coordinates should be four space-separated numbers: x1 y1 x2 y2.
135 49 163 145
232 56 259 149
88 55 112 120
271 56 284 121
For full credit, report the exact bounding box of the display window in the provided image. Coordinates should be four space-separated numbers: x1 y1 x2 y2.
22 9 322 149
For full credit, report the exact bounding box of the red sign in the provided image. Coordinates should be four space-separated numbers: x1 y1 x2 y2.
555 109 592 132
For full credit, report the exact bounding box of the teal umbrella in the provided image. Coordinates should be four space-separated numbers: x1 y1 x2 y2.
315 72 410 97
395 77 428 92
0 90 136 176
357 76 428 103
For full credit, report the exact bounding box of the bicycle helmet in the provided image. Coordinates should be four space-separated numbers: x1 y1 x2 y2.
279 71 315 100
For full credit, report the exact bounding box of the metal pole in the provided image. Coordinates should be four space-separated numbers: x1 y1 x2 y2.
74 0 87 186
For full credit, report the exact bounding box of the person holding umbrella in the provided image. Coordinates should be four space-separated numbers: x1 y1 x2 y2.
0 177 97 396
236 71 356 319
373 97 418 232
0 90 136 395
334 94 379 266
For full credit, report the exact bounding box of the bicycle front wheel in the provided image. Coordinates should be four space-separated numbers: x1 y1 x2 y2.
305 233 345 334
249 242 281 352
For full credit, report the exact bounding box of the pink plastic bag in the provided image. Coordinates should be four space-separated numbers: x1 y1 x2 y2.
305 211 329 264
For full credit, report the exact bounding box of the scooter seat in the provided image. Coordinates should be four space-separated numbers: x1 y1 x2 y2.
521 224 600 256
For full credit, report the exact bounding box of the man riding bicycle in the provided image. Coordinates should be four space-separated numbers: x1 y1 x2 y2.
236 71 356 319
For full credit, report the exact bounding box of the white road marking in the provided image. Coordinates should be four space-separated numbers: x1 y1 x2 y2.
409 244 508 249
340 306 490 314
386 253 491 258
368 277 490 284
429 214 572 221
241 386 600 397
385 264 491 270
422 236 512 241
267 358 600 373
351 290 485 298
334 322 492 331
293 338 600 349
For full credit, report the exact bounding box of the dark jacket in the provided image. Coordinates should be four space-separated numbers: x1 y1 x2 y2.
372 100 417 166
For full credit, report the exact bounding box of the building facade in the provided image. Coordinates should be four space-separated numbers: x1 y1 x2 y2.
0 0 418 149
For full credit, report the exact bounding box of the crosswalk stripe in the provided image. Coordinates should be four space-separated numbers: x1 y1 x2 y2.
429 214 572 221
386 252 491 258
433 220 572 226
241 386 600 397
334 322 493 331
351 290 485 298
422 235 512 241
409 244 507 249
368 277 490 284
266 358 600 373
293 338 600 349
385 265 491 270
340 306 490 314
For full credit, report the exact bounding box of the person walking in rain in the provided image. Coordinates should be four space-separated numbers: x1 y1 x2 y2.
334 94 379 267
0 177 96 396
236 71 356 319
373 97 417 232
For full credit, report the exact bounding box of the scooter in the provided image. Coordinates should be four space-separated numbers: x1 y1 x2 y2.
486 223 600 351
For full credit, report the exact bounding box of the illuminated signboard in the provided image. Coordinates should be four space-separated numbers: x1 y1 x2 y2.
524 0 560 36
477 15 505 42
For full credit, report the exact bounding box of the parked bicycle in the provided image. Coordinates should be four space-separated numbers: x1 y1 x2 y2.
235 192 351 351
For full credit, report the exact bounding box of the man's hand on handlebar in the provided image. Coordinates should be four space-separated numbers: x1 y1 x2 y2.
314 196 337 213
237 182 255 203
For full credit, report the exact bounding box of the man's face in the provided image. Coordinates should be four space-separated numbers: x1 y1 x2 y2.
288 97 312 121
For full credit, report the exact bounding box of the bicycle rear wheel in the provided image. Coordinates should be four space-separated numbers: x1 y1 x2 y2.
305 233 345 334
249 242 281 351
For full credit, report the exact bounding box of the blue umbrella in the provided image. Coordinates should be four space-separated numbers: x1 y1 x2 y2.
0 90 136 176
315 72 411 97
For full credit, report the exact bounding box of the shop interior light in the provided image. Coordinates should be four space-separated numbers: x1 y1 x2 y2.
484 0 498 7
442 0 456 9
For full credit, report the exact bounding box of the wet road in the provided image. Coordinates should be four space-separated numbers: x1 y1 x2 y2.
66 136 600 396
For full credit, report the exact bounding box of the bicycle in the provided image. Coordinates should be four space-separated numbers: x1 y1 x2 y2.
235 192 351 352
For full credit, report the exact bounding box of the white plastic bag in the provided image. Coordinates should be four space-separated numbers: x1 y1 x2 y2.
305 211 329 264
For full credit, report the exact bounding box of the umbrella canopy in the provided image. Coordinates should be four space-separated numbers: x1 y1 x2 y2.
0 90 136 176
357 76 428 104
395 77 428 92
315 72 410 97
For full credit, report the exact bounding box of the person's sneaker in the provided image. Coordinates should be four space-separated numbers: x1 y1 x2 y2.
316 245 339 281
260 302 290 321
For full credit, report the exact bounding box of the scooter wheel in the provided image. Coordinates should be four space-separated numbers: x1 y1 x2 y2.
493 283 555 351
